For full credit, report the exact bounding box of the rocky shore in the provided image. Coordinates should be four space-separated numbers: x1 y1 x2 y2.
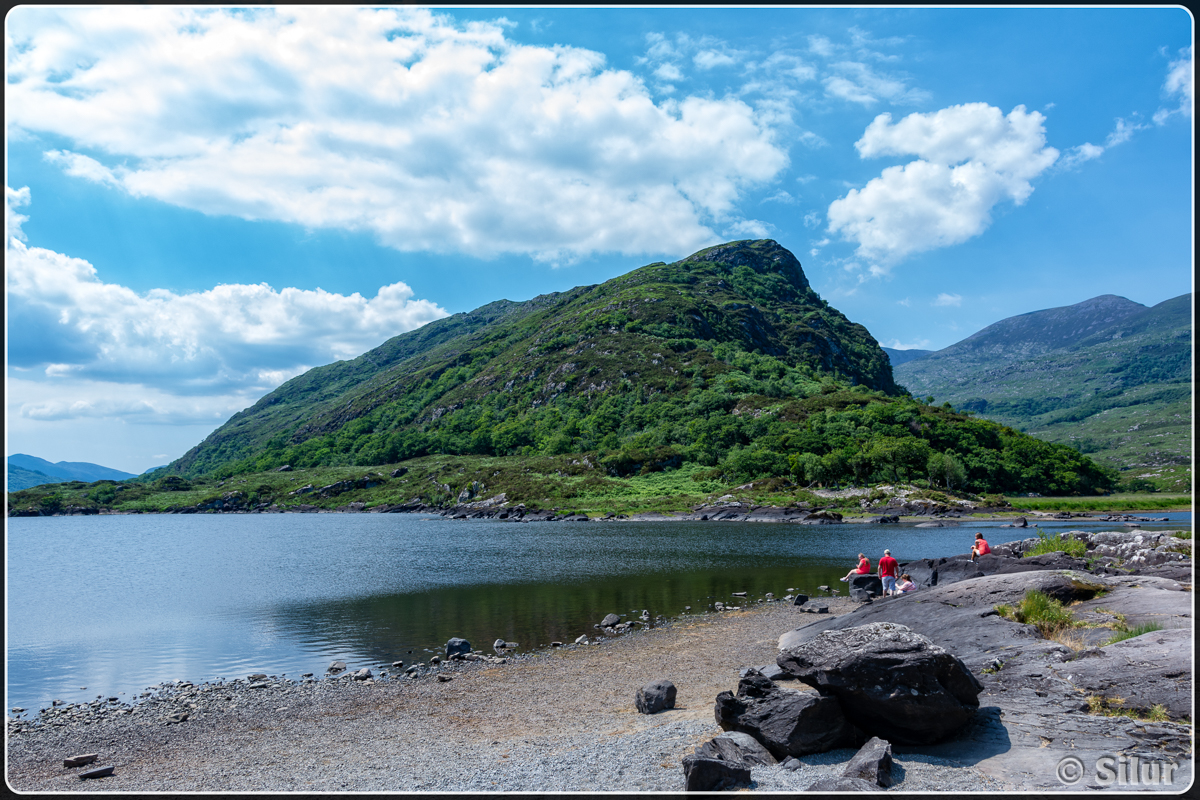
6 529 1193 792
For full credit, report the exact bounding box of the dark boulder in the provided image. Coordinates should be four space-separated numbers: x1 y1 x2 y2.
791 594 809 607
601 613 621 627
842 736 894 787
694 731 777 766
445 637 471 659
714 670 856 758
849 574 882 601
636 679 677 714
681 755 751 791
777 623 982 745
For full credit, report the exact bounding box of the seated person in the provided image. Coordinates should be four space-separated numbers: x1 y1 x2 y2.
840 553 871 581
969 533 991 561
895 573 917 592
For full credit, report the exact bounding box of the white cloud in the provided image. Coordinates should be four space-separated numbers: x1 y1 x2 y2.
822 61 929 106
1154 45 1193 125
1059 142 1105 169
896 297 911 307
6 188 450 417
826 103 1059 269
933 293 962 307
803 211 822 229
762 190 796 204
694 49 737 70
885 338 930 349
6 7 788 263
6 185 31 242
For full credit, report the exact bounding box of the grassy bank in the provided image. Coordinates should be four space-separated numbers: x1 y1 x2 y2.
1006 493 1193 513
7 454 1191 518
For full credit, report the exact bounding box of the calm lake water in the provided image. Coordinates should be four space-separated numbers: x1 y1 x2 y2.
6 512 1190 714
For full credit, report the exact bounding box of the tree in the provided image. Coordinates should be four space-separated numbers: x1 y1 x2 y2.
928 451 967 490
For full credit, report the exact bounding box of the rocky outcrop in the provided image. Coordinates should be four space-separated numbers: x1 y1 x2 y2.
713 670 856 758
777 623 983 745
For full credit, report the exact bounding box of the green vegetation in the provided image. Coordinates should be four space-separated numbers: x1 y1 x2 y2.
1085 696 1171 723
145 240 1114 499
895 293 1191 493
8 241 1130 517
995 589 1077 637
1025 528 1089 558
1104 622 1165 646
1006 494 1192 512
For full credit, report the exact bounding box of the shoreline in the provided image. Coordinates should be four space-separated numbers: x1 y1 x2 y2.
7 529 1193 792
4 597 1002 793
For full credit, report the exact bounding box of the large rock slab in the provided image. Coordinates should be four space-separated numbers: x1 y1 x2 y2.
777 622 982 745
1049 628 1192 720
805 775 882 791
714 670 856 758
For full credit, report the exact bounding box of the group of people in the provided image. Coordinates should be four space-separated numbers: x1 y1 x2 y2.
837 533 991 596
838 549 915 596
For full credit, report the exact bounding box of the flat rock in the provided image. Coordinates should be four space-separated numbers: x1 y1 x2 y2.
63 754 98 768
79 765 115 780
1050 628 1192 719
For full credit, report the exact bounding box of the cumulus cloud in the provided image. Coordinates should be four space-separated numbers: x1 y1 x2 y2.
823 61 929 106
6 185 31 242
6 187 450 426
6 7 788 263
826 103 1059 270
933 293 962 307
1154 45 1193 125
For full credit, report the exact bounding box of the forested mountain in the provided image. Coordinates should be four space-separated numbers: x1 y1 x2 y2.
895 294 1192 490
159 240 1114 496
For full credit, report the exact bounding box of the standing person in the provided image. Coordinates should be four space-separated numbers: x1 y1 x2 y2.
839 553 871 582
970 533 991 561
878 549 899 596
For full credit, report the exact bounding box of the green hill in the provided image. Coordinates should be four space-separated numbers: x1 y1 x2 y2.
134 239 1112 501
895 294 1192 492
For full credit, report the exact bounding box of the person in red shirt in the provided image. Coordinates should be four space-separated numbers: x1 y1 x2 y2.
970 532 991 561
878 549 899 595
839 553 870 582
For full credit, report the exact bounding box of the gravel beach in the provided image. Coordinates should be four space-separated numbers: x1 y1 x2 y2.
6 597 1008 793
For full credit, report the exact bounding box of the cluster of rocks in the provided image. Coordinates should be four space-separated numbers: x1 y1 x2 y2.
681 621 979 790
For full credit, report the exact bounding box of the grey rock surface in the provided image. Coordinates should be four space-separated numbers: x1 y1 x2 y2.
805 774 882 791
694 731 777 766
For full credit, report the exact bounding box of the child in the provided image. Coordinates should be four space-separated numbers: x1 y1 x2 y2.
896 573 917 592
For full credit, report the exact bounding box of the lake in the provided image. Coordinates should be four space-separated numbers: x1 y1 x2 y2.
5 511 1190 715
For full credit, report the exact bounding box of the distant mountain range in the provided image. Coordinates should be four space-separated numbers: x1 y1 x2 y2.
882 347 934 367
7 454 138 491
893 294 1192 491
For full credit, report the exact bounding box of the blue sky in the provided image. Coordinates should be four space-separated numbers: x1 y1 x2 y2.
5 6 1194 474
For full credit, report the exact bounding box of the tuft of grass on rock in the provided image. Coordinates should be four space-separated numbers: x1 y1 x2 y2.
1025 527 1089 559
994 590 1078 637
1104 622 1164 646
